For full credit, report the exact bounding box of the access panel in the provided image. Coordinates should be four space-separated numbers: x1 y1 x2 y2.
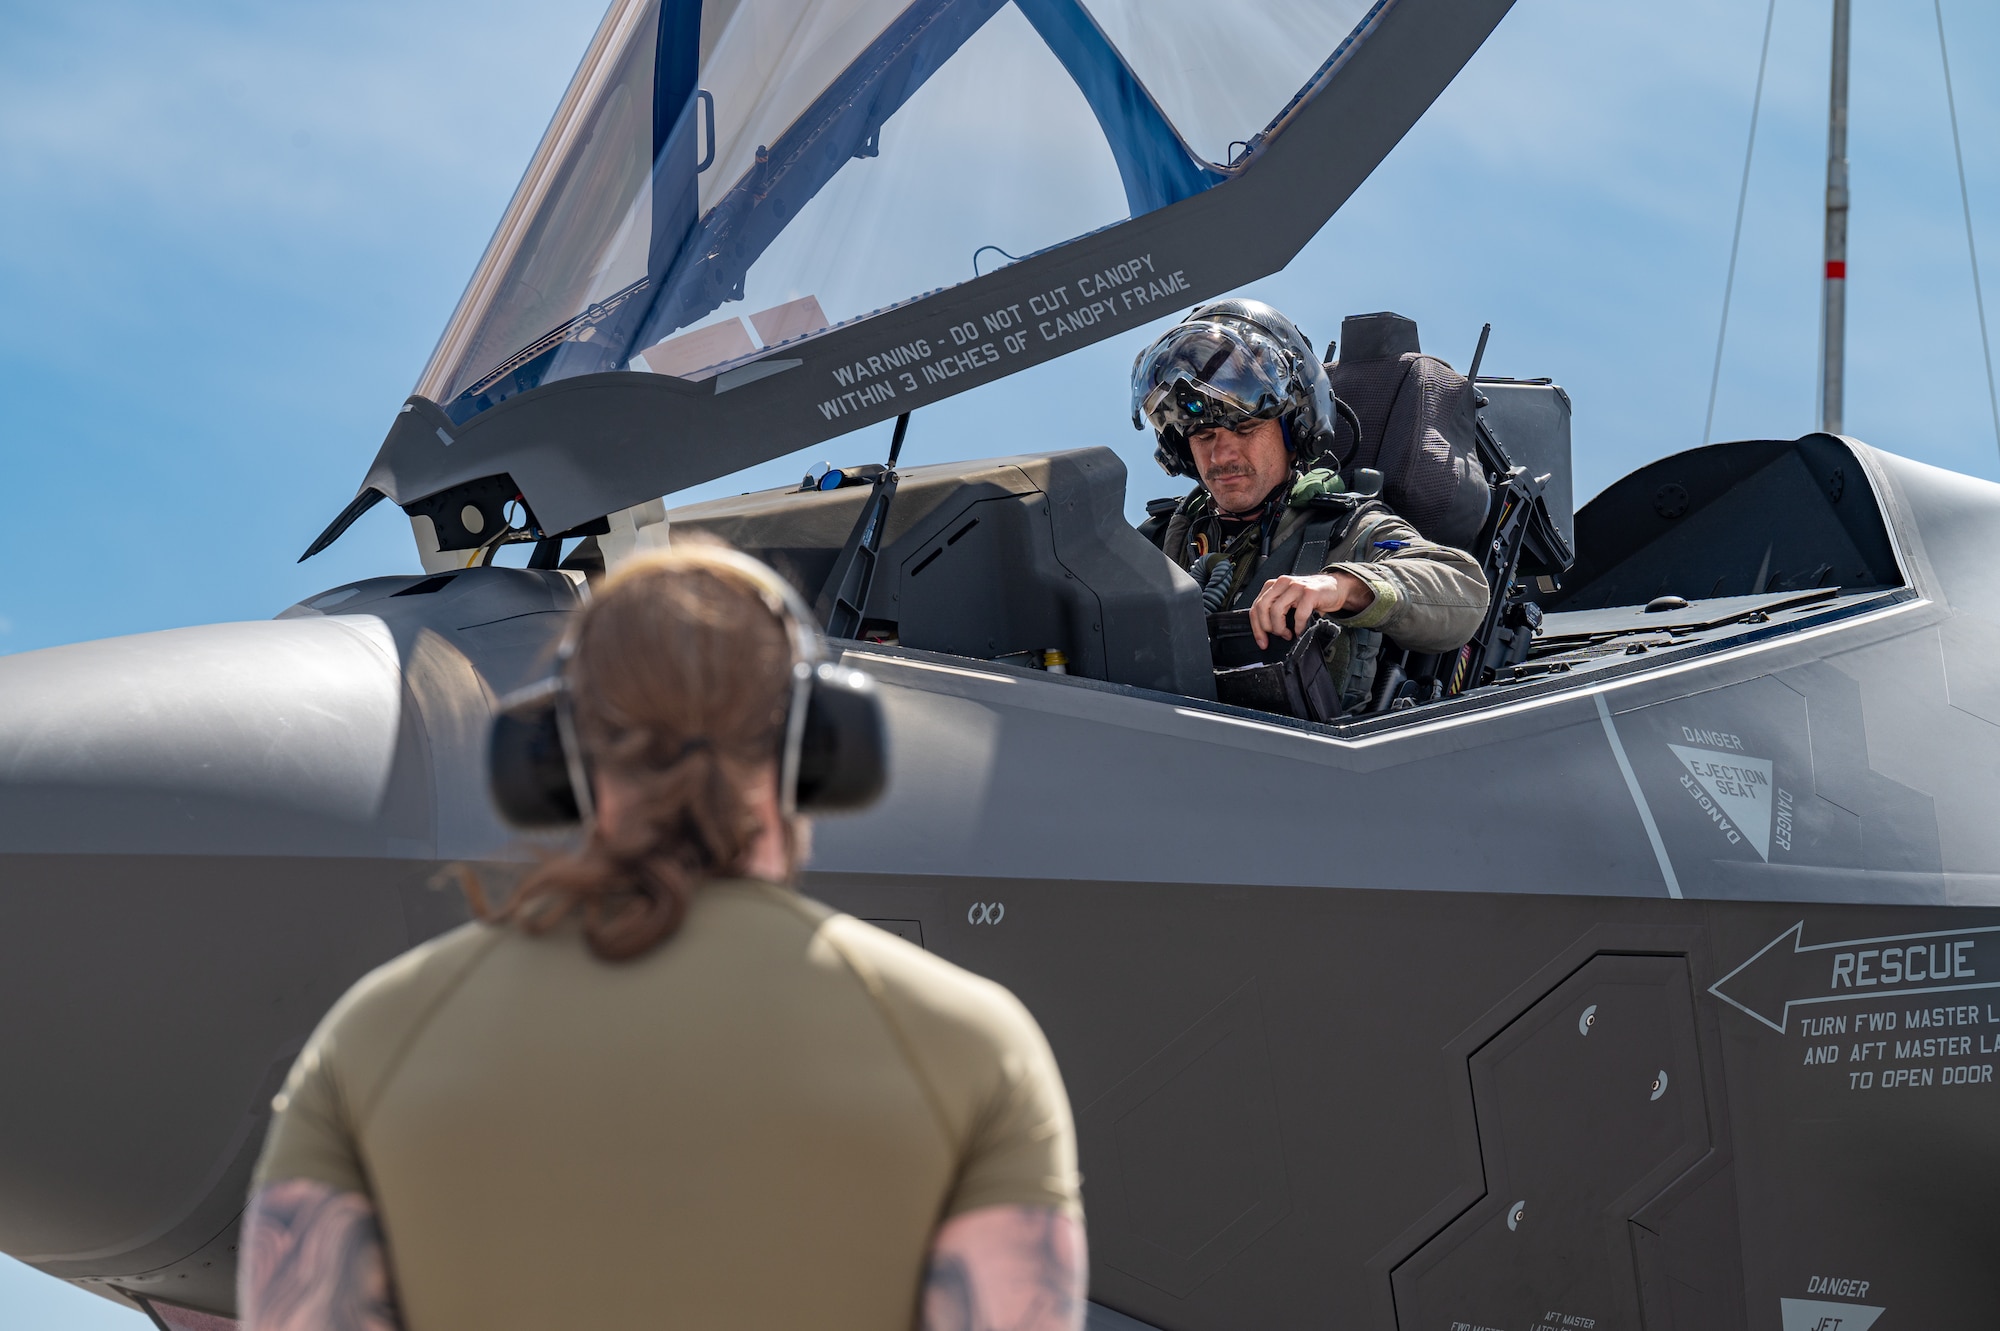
1393 955 1717 1331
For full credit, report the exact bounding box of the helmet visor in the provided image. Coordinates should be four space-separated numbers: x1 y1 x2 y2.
1132 319 1294 439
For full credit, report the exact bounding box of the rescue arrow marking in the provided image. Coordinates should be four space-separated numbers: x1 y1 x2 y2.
1709 921 2000 1033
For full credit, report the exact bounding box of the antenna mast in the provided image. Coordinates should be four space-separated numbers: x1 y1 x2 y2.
1820 0 1852 433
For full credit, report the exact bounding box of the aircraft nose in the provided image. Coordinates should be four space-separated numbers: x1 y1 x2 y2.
0 615 424 858
0 615 463 1301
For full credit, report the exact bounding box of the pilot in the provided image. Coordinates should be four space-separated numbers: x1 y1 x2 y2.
238 544 1087 1331
1133 300 1489 708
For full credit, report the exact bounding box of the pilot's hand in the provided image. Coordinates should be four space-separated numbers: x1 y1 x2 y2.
1249 572 1374 650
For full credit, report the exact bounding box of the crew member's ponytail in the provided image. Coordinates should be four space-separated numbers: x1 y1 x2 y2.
461 545 794 960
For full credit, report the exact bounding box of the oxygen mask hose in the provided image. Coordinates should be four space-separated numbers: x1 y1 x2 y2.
1188 554 1236 613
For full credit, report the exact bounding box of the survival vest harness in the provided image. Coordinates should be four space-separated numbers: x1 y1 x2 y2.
1145 471 1387 607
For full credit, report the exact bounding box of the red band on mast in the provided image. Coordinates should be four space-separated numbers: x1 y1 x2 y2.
1826 261 1847 279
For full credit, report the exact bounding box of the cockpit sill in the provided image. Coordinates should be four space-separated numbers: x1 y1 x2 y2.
280 566 1921 758
836 583 1923 745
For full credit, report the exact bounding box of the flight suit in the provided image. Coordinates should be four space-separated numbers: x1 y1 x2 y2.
1155 481 1490 710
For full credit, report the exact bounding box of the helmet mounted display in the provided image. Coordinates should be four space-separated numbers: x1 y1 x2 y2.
1131 300 1339 478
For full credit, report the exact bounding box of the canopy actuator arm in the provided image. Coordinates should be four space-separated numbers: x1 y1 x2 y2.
817 413 911 639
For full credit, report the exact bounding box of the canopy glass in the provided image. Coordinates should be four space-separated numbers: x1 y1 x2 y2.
416 0 1379 425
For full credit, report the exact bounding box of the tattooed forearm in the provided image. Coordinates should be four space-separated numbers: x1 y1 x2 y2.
239 1179 400 1331
921 1204 1087 1331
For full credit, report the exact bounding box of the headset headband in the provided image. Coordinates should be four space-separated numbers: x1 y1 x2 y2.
551 548 830 821
685 548 829 817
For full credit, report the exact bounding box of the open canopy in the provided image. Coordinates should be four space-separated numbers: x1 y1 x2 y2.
325 0 1516 553
423 0 1380 419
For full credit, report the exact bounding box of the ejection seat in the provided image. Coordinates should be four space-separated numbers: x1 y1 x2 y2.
1325 312 1574 710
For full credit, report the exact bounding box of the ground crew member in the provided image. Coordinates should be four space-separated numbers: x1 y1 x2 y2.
1132 299 1489 709
237 544 1086 1331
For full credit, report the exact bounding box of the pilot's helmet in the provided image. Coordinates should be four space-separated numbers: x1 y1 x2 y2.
1131 300 1338 478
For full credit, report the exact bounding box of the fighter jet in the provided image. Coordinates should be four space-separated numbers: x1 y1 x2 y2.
3 1 1996 1328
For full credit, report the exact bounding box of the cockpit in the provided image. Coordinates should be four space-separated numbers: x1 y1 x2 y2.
625 311 1908 732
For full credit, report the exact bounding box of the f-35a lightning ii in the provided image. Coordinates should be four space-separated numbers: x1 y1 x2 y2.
2 1 1996 1328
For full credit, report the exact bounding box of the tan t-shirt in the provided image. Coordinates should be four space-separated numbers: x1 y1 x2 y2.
253 879 1080 1331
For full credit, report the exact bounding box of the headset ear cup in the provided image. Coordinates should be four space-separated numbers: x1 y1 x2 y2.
489 678 583 826
794 663 888 813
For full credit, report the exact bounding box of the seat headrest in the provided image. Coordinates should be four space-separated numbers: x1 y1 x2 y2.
1337 312 1421 363
1327 311 1490 550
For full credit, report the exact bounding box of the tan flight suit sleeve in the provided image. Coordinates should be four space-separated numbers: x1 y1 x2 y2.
1324 508 1490 653
940 990 1082 1220
251 922 496 1199
253 1007 371 1197
825 916 1082 1221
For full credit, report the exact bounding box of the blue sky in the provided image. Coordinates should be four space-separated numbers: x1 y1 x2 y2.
3 0 1998 1322
4 0 2000 665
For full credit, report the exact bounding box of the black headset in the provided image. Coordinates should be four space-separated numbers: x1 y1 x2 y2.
487 550 888 828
